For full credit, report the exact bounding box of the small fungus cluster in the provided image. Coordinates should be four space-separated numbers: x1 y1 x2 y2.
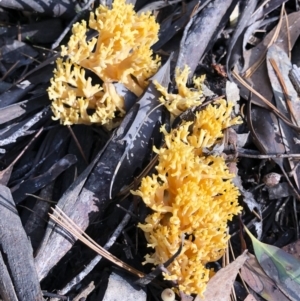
48 0 160 125
132 100 242 296
154 65 206 117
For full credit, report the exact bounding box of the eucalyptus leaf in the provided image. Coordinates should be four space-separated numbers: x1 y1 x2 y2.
245 226 300 301
241 253 290 301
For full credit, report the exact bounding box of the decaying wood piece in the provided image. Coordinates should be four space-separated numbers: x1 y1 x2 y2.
152 0 199 51
0 95 50 126
34 59 171 281
0 184 43 301
24 182 54 251
0 19 63 44
226 0 259 78
0 106 51 154
176 0 238 76
0 0 77 18
0 252 18 301
12 153 77 204
0 80 34 109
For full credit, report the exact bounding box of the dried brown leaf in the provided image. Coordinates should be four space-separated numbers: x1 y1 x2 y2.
195 251 249 301
238 11 300 108
282 240 300 261
240 253 290 301
244 294 258 301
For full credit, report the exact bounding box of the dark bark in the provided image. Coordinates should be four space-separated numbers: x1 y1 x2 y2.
34 59 172 281
0 184 43 301
0 0 77 18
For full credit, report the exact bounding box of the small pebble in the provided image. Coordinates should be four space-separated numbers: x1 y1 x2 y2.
263 172 281 187
161 288 175 301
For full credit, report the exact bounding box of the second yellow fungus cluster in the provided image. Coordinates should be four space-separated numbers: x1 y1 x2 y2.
132 100 242 296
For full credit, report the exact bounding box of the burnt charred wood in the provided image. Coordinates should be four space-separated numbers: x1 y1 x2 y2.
34 59 171 281
0 184 43 301
0 0 77 18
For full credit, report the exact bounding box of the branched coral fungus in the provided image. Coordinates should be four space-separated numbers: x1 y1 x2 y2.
48 0 160 125
154 65 206 117
132 100 242 296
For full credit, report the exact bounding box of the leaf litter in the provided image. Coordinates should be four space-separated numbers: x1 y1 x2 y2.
1 1 300 301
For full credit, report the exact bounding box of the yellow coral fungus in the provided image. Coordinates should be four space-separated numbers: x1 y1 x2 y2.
154 65 206 117
132 101 242 296
48 0 160 125
188 99 242 155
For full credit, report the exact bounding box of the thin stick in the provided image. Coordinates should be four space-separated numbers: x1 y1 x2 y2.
268 58 298 125
237 151 300 159
284 6 291 60
0 60 20 81
232 71 300 132
244 4 284 78
229 240 250 295
57 203 135 295
67 125 88 164
251 209 262 221
51 0 96 50
49 206 145 278
25 193 57 204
